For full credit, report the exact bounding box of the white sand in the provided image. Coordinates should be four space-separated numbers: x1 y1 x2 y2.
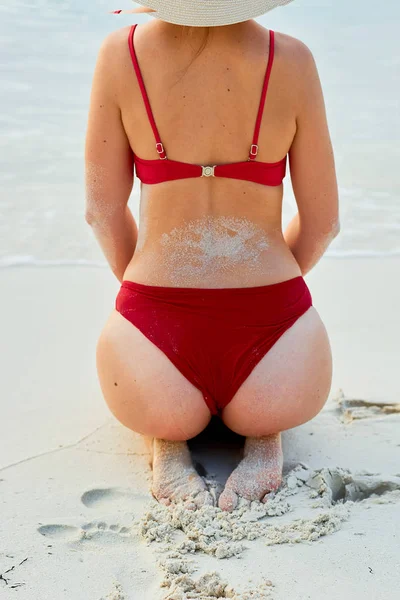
1 257 400 599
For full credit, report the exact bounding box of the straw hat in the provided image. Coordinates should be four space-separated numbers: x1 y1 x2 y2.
112 0 294 27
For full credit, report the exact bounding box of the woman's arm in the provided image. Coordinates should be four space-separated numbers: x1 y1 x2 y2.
284 39 340 276
85 30 138 282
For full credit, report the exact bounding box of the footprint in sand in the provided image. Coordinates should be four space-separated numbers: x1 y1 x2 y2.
334 388 400 423
37 487 147 545
37 524 79 541
81 487 146 511
38 520 134 545
309 467 400 505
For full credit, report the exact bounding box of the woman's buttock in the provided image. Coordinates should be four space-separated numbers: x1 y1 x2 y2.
123 213 301 288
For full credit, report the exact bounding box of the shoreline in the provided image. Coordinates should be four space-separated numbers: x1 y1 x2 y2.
1 251 400 270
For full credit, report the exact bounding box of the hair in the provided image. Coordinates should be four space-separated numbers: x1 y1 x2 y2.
169 26 211 84
181 25 211 63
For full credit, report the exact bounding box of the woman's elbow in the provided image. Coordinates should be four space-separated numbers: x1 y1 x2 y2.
85 201 128 226
85 208 114 226
320 219 340 246
303 215 341 240
85 210 96 226
329 218 341 238
318 216 341 240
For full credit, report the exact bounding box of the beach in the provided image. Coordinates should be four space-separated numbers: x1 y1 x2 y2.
1 257 399 599
1 0 400 597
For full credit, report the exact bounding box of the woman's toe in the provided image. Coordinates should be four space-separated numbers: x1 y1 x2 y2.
218 488 238 512
195 489 215 508
261 492 272 503
158 497 171 506
183 490 214 510
261 478 282 503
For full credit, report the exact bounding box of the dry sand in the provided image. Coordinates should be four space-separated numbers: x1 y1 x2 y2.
1 257 400 599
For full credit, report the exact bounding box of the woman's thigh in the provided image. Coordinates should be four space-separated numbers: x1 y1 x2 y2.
96 310 212 440
221 307 333 436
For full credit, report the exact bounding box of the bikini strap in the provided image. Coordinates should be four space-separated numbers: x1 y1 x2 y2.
248 29 275 161
128 24 167 159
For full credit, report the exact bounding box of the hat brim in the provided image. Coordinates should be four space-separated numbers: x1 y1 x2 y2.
131 0 295 27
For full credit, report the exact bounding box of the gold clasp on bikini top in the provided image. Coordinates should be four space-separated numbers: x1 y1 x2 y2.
201 165 216 177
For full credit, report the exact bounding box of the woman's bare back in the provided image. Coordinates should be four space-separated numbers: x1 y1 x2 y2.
115 19 306 287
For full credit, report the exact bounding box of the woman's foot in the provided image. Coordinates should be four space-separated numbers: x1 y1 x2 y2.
151 438 214 509
218 432 283 511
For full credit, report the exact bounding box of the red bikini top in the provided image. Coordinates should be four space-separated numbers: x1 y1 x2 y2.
128 24 287 186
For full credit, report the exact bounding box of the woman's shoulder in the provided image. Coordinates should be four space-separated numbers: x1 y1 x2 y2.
272 30 320 93
97 25 132 54
274 30 316 67
93 26 134 80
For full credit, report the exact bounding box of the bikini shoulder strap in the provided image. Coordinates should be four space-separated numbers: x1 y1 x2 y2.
128 24 167 159
248 29 275 161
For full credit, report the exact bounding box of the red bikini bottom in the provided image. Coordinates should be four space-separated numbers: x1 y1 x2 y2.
115 276 313 416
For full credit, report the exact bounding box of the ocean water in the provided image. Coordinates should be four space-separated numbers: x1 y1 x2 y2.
0 0 399 267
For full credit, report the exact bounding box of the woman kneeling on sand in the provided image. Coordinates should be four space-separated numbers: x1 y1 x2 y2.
85 0 339 512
